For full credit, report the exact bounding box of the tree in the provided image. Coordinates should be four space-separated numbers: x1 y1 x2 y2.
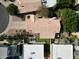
7 29 34 44
59 8 79 33
13 30 29 43
6 4 18 15
38 6 57 18
57 0 75 9
0 34 6 41
7 35 14 44
68 34 78 43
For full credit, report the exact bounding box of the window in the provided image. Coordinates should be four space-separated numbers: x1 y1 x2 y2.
27 16 30 19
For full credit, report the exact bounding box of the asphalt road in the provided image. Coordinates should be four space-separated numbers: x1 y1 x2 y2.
0 3 9 33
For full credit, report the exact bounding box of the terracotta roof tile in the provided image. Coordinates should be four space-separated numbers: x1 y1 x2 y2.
16 0 41 13
26 17 61 39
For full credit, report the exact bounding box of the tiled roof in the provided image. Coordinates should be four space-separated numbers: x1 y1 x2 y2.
26 17 61 39
16 0 41 13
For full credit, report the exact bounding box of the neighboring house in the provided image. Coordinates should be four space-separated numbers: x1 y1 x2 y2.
0 46 8 59
0 45 19 59
16 0 41 13
23 44 44 59
26 14 61 39
51 44 73 59
16 0 57 14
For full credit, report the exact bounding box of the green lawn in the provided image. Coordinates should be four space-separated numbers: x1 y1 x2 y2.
36 38 50 44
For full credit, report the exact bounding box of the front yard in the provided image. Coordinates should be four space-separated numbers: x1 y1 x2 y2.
36 38 50 44
36 37 54 44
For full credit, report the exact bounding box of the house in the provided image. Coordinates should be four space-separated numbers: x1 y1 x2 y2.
3 14 60 39
23 44 44 59
0 0 60 39
51 44 73 59
72 32 79 38
26 15 61 39
15 0 60 39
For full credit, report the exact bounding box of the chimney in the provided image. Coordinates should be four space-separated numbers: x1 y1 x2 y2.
26 14 35 22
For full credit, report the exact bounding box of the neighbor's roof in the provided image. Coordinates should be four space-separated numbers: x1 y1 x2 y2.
16 0 42 13
0 47 8 59
24 44 44 59
26 17 61 39
52 44 73 59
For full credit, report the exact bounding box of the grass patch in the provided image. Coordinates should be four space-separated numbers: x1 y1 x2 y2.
36 38 50 44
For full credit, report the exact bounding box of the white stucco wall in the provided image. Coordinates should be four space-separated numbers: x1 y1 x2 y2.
51 44 73 59
23 44 44 59
0 47 8 59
